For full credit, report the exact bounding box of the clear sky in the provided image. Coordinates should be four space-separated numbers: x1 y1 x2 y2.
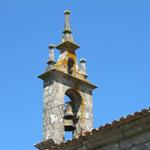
0 0 150 150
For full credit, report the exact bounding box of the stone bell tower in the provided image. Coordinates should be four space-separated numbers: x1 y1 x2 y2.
35 10 97 150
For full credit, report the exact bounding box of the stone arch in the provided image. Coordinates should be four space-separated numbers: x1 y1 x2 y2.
65 88 82 116
63 88 82 140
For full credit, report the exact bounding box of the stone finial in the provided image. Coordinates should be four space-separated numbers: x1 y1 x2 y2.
63 10 71 33
56 10 80 51
62 10 73 42
48 44 55 63
80 58 87 75
46 44 56 72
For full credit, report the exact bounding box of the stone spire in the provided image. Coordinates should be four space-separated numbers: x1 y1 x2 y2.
62 10 73 42
56 10 80 52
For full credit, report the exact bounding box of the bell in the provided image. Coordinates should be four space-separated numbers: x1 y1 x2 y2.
64 119 76 131
64 102 74 119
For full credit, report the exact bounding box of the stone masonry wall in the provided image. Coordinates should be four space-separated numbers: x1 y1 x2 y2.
43 79 64 144
96 131 150 150
42 70 94 144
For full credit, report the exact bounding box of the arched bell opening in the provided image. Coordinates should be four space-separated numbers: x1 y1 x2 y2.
63 89 82 141
68 57 75 74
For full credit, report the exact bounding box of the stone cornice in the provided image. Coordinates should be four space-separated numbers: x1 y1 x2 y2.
38 69 97 90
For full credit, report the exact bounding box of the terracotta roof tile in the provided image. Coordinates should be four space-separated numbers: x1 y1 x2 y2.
50 107 150 150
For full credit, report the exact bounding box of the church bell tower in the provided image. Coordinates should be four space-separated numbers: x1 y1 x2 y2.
35 10 97 150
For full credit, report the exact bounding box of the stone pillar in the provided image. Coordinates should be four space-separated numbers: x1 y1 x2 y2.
42 78 64 144
73 88 93 138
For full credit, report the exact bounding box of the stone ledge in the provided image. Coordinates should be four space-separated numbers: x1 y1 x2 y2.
34 139 55 150
38 69 97 90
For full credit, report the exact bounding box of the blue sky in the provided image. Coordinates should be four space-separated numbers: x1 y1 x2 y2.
0 0 150 149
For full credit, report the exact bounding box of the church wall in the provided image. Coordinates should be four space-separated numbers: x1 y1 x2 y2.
59 112 150 150
96 131 150 150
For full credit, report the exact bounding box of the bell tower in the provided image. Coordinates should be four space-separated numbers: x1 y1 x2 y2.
35 10 97 150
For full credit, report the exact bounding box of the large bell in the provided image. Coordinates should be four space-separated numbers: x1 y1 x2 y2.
64 102 74 119
64 119 76 131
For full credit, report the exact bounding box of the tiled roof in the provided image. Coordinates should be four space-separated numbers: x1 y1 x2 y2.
50 107 150 150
